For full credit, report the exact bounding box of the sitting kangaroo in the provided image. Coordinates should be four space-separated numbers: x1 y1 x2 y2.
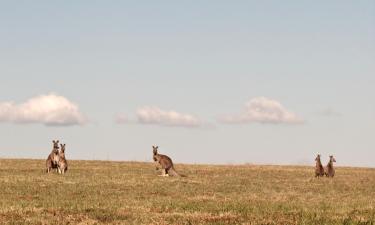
152 146 185 177
325 155 336 178
315 154 324 177
46 140 60 173
58 144 68 174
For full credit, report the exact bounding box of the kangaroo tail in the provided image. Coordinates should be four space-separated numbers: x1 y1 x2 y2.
169 167 187 177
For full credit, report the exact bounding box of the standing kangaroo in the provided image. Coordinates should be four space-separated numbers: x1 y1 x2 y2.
58 144 68 174
152 146 185 177
315 154 325 177
325 155 336 178
46 140 60 173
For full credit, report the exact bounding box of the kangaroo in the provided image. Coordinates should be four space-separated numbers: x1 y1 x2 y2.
325 155 336 178
152 146 185 177
315 154 325 177
58 144 68 174
46 140 60 173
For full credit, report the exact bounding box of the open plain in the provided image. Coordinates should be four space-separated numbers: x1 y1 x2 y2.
0 159 374 225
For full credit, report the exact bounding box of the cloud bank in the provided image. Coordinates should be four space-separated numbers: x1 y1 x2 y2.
219 97 303 124
0 94 86 126
136 106 202 127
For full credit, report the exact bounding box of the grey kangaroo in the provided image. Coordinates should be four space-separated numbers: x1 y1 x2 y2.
315 154 325 177
325 155 336 178
46 140 60 173
152 146 185 177
58 144 68 174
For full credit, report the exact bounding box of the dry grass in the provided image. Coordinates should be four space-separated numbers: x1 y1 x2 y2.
0 159 374 224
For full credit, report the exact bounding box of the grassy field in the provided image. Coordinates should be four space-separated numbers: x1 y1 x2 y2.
0 159 374 225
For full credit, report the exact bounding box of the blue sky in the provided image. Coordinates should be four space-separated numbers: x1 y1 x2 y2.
0 1 374 167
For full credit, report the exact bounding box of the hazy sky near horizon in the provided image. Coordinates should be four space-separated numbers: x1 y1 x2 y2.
0 1 374 167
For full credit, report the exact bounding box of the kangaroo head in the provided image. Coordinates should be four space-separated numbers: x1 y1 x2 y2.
152 146 159 161
330 155 336 163
60 144 66 153
152 146 159 155
52 140 59 150
315 154 321 162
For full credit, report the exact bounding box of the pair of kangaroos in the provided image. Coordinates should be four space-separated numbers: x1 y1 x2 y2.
152 146 186 177
46 140 68 174
315 154 336 177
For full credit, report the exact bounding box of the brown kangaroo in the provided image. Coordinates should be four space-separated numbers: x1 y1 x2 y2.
325 155 336 178
46 140 60 173
152 146 185 177
315 154 324 177
58 144 68 174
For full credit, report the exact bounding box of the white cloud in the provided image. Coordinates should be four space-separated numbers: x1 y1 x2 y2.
136 106 202 127
0 94 86 126
219 97 303 124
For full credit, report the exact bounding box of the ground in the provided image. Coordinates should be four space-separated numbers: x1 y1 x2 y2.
0 159 374 225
